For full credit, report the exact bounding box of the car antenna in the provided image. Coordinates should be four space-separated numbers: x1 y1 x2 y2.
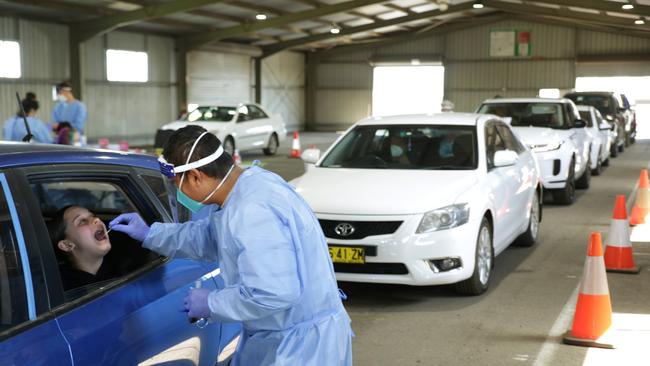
15 92 34 143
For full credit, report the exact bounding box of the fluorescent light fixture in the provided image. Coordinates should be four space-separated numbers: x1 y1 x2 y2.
622 3 634 10
255 13 267 20
635 18 645 25
330 27 341 34
0 41 21 79
473 1 484 9
106 49 148 82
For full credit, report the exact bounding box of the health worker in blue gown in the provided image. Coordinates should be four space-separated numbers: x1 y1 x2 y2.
51 81 87 137
3 97 53 143
109 126 353 366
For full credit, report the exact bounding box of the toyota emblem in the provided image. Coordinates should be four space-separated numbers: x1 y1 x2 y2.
334 223 355 237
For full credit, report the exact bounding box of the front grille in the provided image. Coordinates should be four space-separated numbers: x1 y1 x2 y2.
334 262 409 275
154 129 175 148
319 220 402 240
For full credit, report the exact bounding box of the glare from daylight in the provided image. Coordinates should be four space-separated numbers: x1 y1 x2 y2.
372 65 445 116
106 49 148 82
0 41 21 79
576 76 650 139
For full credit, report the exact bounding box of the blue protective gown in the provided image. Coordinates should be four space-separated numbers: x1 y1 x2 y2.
143 167 353 365
3 115 53 143
51 100 87 134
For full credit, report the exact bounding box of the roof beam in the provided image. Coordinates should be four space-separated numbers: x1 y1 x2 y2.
180 0 390 50
484 0 650 31
316 13 509 58
262 1 474 57
516 13 650 40
526 0 650 18
72 0 229 42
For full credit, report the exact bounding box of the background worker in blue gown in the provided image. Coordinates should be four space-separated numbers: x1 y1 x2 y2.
51 81 87 142
109 126 353 365
3 94 53 143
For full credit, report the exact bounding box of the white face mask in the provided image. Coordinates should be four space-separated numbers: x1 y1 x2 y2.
57 94 67 103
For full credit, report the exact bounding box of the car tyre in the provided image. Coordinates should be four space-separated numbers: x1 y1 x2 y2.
576 155 591 189
610 143 618 158
263 133 279 156
223 136 235 156
618 143 624 153
602 156 610 167
454 217 492 296
515 191 540 247
553 158 576 205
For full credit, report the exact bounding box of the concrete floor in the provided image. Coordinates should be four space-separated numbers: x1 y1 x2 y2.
240 133 650 366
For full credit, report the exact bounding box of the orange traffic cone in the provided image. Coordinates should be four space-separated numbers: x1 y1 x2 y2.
290 131 301 158
233 149 242 165
563 232 614 349
605 195 640 274
630 169 650 226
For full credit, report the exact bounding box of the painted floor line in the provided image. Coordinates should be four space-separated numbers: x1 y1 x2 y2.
531 160 647 366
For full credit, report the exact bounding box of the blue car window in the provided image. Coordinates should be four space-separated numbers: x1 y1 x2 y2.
0 181 30 333
140 174 190 223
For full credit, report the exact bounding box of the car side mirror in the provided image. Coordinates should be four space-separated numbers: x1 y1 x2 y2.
493 150 518 168
573 119 587 128
301 148 320 165
599 122 612 131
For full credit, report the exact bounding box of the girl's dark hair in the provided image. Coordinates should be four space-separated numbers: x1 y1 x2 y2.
18 98 39 117
48 205 76 265
162 125 233 179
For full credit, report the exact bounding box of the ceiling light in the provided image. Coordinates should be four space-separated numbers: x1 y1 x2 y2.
330 27 341 34
255 13 267 20
473 1 484 9
437 0 449 11
622 3 634 10
634 18 645 25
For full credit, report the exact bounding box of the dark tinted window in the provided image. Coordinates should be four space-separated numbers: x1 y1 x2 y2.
183 106 235 122
565 94 616 115
478 103 568 129
579 111 594 127
0 185 30 332
320 124 478 170
248 105 268 120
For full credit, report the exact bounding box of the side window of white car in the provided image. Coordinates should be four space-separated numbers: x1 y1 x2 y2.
237 106 250 123
485 123 506 169
496 124 525 154
247 105 268 120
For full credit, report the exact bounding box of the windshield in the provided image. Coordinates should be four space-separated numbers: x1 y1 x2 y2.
565 94 615 115
320 124 477 170
182 106 236 122
478 103 567 129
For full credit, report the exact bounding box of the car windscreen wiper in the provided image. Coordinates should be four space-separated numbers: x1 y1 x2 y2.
425 165 473 170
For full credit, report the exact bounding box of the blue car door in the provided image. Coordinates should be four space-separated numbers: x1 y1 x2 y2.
18 165 228 365
0 172 72 365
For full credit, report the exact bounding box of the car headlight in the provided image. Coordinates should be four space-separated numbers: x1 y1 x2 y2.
529 141 562 152
416 204 470 233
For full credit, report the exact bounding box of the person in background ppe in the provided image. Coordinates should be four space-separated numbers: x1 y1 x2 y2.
3 96 53 143
441 99 455 113
51 81 87 140
109 126 353 366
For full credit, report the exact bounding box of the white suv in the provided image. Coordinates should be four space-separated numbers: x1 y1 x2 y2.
477 98 592 205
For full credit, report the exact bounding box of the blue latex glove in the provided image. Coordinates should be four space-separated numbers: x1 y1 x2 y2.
109 212 151 242
183 288 212 319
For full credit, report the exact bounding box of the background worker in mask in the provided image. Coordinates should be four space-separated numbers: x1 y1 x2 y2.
109 126 353 366
51 81 87 143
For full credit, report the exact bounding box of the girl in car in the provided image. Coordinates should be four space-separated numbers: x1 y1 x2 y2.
49 206 114 291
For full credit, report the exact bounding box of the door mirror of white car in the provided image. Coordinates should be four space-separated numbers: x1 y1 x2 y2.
301 148 321 165
493 150 519 167
573 119 587 128
599 122 612 131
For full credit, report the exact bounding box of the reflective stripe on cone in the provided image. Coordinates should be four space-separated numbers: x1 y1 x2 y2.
604 195 640 273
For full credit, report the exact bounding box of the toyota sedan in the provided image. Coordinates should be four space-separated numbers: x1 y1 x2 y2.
291 114 542 295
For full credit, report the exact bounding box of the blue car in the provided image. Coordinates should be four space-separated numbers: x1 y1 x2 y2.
0 143 241 365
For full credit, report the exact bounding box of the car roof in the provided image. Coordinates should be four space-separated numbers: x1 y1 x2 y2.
356 113 490 127
564 91 614 96
481 98 572 104
0 142 159 170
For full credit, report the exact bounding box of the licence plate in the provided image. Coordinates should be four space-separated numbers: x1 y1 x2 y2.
329 246 365 264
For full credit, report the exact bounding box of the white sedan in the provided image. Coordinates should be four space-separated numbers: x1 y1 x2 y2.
291 113 542 295
477 98 592 205
577 105 613 175
154 103 287 156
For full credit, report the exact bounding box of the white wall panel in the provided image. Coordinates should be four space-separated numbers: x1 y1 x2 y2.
187 50 251 105
578 30 650 55
261 51 305 131
315 89 371 129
